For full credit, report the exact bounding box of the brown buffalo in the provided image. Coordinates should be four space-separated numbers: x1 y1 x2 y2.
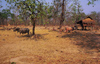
64 26 74 32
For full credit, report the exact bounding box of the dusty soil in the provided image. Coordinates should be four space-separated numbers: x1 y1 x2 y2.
0 26 100 64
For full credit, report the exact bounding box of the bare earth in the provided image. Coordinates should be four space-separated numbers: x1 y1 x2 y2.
0 26 100 64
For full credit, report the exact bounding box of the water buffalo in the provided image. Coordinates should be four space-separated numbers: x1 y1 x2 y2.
19 28 29 35
13 27 20 32
64 26 74 32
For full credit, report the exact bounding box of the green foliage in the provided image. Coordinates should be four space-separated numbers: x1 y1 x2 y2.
11 62 16 64
0 0 2 8
87 0 98 5
48 15 52 19
0 8 15 25
6 0 45 20
0 13 7 19
4 0 99 26
87 1 91 5
0 9 12 19
47 21 49 24
69 0 83 22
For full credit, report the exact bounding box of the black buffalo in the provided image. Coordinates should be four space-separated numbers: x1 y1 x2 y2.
19 28 29 35
13 27 20 32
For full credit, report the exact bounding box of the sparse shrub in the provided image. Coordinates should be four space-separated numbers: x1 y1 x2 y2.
11 62 16 64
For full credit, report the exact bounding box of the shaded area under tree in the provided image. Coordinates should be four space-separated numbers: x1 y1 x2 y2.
62 31 100 52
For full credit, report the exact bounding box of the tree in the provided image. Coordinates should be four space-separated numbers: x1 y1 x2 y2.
88 11 100 25
52 0 60 26
71 0 83 22
0 9 12 25
87 0 99 5
96 12 100 23
57 0 65 29
6 0 44 35
18 10 30 25
0 0 2 9
37 2 46 25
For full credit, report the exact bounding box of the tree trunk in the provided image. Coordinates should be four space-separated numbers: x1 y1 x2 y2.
31 17 36 35
41 16 43 25
59 0 65 29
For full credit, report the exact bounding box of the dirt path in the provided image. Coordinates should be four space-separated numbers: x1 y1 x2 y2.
0 26 100 64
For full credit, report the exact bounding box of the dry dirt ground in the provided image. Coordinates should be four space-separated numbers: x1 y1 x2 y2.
0 26 100 64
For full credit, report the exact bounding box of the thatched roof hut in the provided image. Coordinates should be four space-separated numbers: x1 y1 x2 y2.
77 16 95 27
82 18 95 24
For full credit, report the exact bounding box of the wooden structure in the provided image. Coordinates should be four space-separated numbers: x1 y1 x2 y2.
76 16 95 30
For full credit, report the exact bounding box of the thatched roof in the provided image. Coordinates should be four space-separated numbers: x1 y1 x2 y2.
82 18 95 24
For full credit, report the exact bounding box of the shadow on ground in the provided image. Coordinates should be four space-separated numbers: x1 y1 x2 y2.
62 31 100 52
0 28 6 31
19 33 49 41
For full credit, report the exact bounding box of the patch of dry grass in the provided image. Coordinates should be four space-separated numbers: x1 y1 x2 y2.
0 26 100 64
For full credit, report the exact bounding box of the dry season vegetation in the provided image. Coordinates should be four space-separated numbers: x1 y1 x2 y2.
0 26 100 64
0 0 100 64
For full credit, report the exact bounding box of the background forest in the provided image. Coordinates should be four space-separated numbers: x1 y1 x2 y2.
0 0 100 27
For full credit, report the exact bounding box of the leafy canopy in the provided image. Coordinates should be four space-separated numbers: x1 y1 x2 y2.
6 0 44 19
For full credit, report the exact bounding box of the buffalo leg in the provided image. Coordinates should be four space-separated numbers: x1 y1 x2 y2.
85 26 86 30
82 26 84 30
